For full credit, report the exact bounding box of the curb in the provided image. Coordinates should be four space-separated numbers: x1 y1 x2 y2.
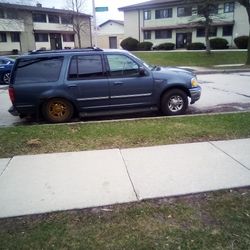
195 69 250 75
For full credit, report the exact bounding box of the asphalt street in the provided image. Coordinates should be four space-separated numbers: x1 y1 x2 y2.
0 72 250 126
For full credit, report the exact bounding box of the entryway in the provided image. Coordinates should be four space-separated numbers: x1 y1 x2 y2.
176 32 192 49
50 33 62 50
109 36 117 49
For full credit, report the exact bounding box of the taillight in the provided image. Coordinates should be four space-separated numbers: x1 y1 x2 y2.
8 87 15 103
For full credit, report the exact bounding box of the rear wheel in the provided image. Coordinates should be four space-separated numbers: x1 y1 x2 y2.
161 89 188 116
2 72 10 84
42 98 74 123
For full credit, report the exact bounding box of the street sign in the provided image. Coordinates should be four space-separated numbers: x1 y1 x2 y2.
95 7 109 12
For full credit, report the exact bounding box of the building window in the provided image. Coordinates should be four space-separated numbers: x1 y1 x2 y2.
223 25 233 36
155 8 172 19
177 6 192 17
209 26 217 36
61 15 73 24
0 9 5 18
197 4 218 15
155 30 172 39
143 10 151 20
48 14 59 23
34 33 49 42
224 2 234 13
144 31 151 40
196 28 205 37
196 27 217 37
6 10 18 19
63 34 74 42
11 32 20 42
32 13 47 22
0 32 7 42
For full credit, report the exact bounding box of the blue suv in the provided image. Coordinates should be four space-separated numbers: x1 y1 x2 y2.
9 48 201 123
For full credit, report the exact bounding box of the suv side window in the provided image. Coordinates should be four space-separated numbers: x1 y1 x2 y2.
68 55 103 80
107 54 140 78
14 56 63 84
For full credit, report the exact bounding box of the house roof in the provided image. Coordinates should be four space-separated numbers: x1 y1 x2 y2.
118 0 186 11
0 2 91 17
99 19 124 27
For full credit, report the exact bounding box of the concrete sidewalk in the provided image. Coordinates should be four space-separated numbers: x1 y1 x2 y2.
0 138 250 218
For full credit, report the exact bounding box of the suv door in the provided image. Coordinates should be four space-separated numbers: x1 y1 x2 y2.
66 54 109 111
106 54 154 108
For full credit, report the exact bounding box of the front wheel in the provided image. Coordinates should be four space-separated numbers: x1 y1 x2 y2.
161 89 188 116
42 98 74 123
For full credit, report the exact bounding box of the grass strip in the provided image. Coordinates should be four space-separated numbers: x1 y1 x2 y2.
134 51 247 67
0 188 249 249
0 112 250 158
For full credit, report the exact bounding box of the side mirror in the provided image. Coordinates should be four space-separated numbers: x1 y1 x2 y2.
139 67 146 76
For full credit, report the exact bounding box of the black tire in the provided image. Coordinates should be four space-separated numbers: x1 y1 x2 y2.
2 72 11 85
42 98 74 123
161 89 188 116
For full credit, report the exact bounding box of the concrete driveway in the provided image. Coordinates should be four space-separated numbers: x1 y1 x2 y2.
0 72 250 126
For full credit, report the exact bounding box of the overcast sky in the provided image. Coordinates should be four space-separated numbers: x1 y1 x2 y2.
37 0 146 24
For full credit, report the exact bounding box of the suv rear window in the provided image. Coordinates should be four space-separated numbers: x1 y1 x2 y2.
14 56 63 84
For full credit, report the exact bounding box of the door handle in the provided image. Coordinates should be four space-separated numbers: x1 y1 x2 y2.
67 84 77 88
114 81 123 86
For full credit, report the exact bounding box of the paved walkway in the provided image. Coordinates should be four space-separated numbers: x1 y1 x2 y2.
0 138 250 218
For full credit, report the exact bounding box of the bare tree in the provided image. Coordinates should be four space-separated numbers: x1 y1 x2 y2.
237 0 250 64
187 0 223 54
65 0 88 48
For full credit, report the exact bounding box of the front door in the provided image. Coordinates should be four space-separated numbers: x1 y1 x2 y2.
50 33 62 50
176 33 192 48
109 37 117 49
106 54 153 107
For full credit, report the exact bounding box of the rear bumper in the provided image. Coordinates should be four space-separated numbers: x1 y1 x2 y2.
190 86 201 104
8 105 19 116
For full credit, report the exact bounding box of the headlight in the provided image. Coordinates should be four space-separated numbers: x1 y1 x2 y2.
191 77 199 87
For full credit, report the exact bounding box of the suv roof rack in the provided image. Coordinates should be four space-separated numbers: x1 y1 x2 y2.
29 47 103 54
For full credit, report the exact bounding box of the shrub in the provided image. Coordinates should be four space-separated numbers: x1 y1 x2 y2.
210 38 228 49
234 36 249 49
120 37 139 51
12 49 18 55
138 41 153 51
153 43 175 50
186 42 206 50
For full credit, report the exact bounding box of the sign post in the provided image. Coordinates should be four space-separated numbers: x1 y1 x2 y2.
92 0 109 47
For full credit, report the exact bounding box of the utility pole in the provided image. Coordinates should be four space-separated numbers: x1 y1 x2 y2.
92 0 97 47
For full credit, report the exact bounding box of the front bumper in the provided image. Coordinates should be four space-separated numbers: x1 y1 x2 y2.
190 86 201 104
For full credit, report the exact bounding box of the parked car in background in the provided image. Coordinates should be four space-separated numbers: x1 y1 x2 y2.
8 48 201 123
0 57 15 85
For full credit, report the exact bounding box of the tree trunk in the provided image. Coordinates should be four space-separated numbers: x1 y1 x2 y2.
77 31 82 48
247 29 250 65
205 22 211 54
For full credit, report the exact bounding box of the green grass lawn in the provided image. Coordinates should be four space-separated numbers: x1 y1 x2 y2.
0 188 249 249
0 112 250 158
133 51 247 67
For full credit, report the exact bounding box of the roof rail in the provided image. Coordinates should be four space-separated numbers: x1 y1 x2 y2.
29 47 103 54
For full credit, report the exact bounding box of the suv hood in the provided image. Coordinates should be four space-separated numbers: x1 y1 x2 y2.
151 66 195 78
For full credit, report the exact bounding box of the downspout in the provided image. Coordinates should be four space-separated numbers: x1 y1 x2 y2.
138 9 141 42
89 17 93 46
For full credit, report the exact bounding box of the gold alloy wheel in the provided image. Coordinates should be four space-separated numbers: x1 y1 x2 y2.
44 98 73 123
